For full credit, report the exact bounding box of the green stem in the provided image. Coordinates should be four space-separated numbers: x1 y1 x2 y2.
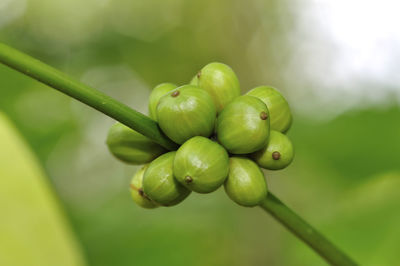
260 193 357 266
0 42 357 266
0 43 178 151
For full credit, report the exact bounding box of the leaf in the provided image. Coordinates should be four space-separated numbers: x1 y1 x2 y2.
0 112 86 266
283 172 400 266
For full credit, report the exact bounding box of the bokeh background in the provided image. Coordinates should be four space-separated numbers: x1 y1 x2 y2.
1 0 400 265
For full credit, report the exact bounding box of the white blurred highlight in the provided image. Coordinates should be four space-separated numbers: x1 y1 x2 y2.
286 0 400 119
0 0 26 28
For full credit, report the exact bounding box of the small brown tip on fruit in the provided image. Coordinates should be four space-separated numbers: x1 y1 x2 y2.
138 188 152 200
185 176 193 183
138 188 145 196
197 71 201 79
171 90 180 97
260 111 268 120
272 151 281 160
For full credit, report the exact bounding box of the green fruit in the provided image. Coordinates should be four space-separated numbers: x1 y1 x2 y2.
130 165 158 209
189 75 198 85
157 85 216 144
106 122 166 164
174 136 229 193
247 86 292 133
197 62 240 113
143 152 191 206
216 95 270 154
224 157 268 207
148 83 177 121
252 130 294 170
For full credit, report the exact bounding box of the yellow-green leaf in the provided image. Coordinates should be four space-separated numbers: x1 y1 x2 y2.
0 113 86 266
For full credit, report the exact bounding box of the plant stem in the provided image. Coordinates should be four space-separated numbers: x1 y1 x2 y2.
0 42 357 266
260 193 357 266
0 43 178 151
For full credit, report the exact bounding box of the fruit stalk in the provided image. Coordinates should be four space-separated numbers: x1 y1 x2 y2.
0 42 177 151
0 42 357 266
260 193 357 266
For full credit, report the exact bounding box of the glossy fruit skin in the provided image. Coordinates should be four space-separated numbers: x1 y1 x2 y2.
130 164 158 209
247 86 292 133
157 85 216 144
106 122 166 164
252 130 294 170
197 62 240 113
216 95 270 154
148 83 177 121
143 152 190 206
174 136 229 193
224 157 268 207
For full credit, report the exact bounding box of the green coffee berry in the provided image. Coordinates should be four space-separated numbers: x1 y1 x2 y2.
157 85 216 144
197 62 240 113
148 83 177 121
252 130 294 170
143 152 190 206
216 95 270 154
224 157 268 207
189 75 198 86
247 86 292 133
130 164 158 209
174 136 229 193
106 122 166 164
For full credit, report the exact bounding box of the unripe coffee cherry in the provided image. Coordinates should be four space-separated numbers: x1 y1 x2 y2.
216 95 270 154
247 86 292 133
224 157 268 207
252 130 294 170
148 83 177 121
106 122 166 164
174 136 229 193
130 165 158 209
197 62 240 113
157 85 216 144
143 152 191 206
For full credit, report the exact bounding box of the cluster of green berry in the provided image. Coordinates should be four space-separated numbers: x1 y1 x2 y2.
106 62 294 209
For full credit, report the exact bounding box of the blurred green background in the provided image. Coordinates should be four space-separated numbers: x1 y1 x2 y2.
0 0 399 265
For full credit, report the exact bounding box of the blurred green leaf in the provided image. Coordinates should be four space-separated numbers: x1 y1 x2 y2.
0 113 86 266
284 172 400 266
292 106 400 184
